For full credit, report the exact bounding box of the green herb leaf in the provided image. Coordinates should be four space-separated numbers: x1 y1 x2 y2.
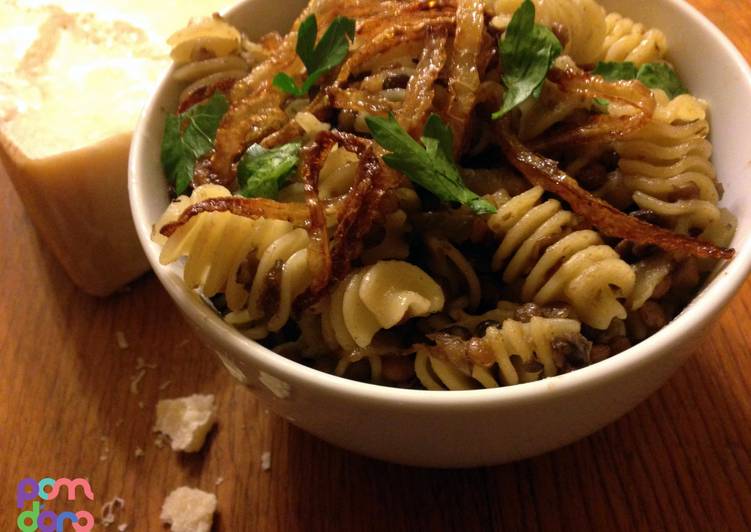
237 142 301 199
492 0 563 120
636 63 688 99
592 61 688 99
160 92 229 195
366 113 496 215
592 97 610 111
272 72 305 97
592 61 639 81
273 14 355 97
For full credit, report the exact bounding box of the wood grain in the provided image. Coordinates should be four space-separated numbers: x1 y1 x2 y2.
2 1 751 530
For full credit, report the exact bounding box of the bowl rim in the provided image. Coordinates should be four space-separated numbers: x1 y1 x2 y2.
129 0 751 407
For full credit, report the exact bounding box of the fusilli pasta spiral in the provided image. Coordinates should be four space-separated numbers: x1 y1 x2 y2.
600 12 667 65
614 92 724 236
488 186 635 329
156 185 311 339
415 316 586 390
320 260 445 355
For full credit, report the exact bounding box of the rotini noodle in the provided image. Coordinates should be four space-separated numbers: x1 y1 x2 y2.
320 261 445 354
156 185 311 339
488 186 635 329
415 316 585 390
600 12 667 65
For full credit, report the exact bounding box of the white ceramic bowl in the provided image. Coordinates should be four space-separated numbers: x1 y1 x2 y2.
129 0 751 467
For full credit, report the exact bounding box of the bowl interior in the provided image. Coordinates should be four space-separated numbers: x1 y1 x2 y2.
129 0 751 404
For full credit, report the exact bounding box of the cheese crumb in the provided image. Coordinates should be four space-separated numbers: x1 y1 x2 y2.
214 476 224 486
115 331 129 350
100 496 125 528
135 357 158 370
134 447 145 458
261 451 271 471
117 524 128 531
153 394 216 452
160 487 217 532
130 369 147 395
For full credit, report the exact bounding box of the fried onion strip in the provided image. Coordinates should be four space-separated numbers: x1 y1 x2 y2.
159 197 311 238
327 87 399 115
497 122 734 260
530 68 657 151
396 26 449 136
445 0 486 154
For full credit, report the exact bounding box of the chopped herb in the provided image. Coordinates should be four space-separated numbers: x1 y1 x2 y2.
237 142 301 199
273 15 355 97
593 97 610 111
592 61 638 81
492 0 563 120
160 92 229 195
366 113 496 215
636 63 688 99
593 61 688 99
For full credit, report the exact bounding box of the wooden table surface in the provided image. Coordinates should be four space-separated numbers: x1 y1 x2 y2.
3 1 751 530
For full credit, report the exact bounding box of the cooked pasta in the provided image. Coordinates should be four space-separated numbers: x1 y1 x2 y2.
488 186 635 329
600 12 668 65
415 316 586 390
153 0 737 390
157 185 311 339
319 260 445 355
615 92 721 236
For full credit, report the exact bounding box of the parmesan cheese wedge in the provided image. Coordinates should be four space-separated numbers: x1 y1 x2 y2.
0 0 230 295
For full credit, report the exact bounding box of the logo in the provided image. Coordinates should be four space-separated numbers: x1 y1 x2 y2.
16 478 94 532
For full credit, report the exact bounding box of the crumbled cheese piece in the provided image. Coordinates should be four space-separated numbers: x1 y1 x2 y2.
134 447 145 458
99 436 110 462
261 451 271 471
115 331 129 350
153 394 217 452
135 357 157 370
214 476 224 486
259 371 291 399
100 497 125 528
117 524 128 531
130 369 146 395
160 487 217 532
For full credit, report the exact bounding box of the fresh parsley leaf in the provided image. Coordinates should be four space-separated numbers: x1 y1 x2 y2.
592 61 639 81
492 0 563 120
160 92 229 195
592 61 688 99
592 97 610 111
272 73 304 97
636 63 688 99
273 14 355 97
366 113 496 215
237 142 301 199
